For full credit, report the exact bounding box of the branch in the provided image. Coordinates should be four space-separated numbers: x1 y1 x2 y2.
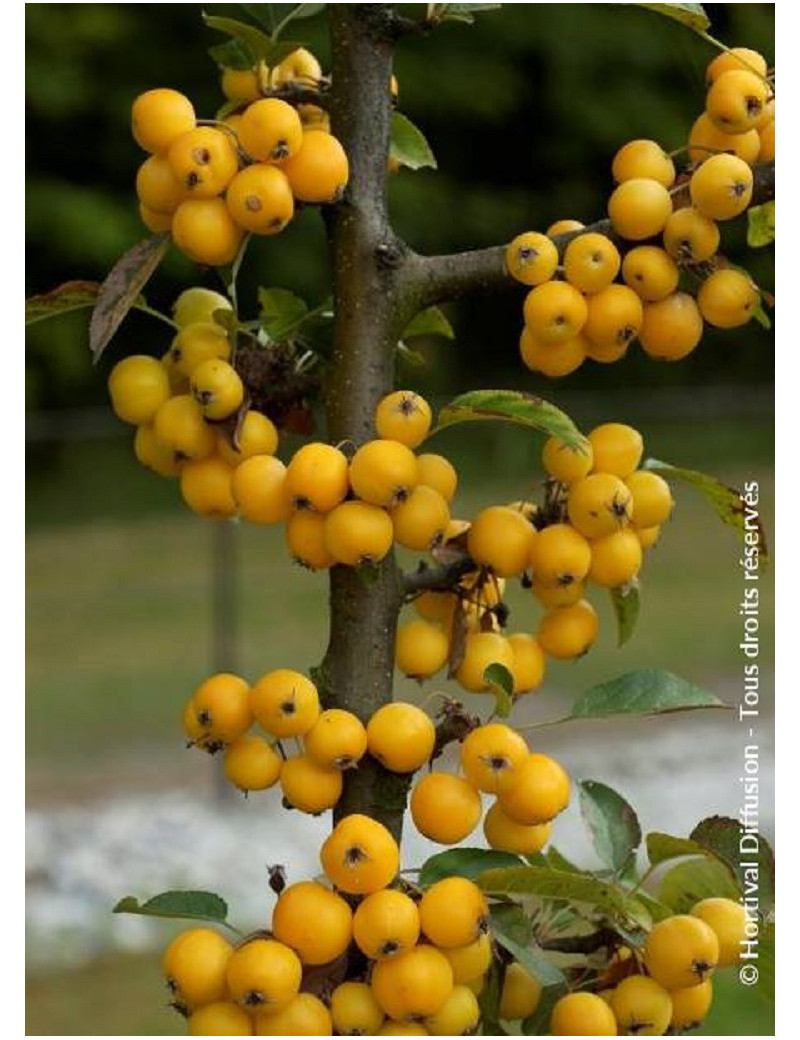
401 161 775 310
402 555 476 595
538 928 620 955
259 80 331 110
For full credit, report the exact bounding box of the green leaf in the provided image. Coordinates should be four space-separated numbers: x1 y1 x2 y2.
747 201 775 248
491 912 567 988
484 662 513 719
609 580 640 648
113 890 232 927
658 857 740 913
569 669 727 721
26 280 101 324
578 779 642 876
202 12 303 64
397 342 427 369
208 37 255 69
419 847 523 887
642 458 769 571
478 866 652 932
521 984 569 1036
752 299 772 330
489 903 533 946
544 846 585 874
429 389 587 451
89 234 169 363
690 816 775 914
402 306 454 341
759 921 775 1007
258 287 309 340
273 3 327 38
477 959 507 1036
631 890 673 925
430 2 503 24
390 111 437 171
633 3 710 32
646 831 709 867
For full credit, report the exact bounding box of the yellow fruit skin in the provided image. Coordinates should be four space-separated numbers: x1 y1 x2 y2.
331 982 386 1035
367 702 436 772
610 975 673 1036
255 993 332 1035
162 928 233 1010
497 752 571 824
455 632 515 693
286 510 336 570
395 619 449 680
238 98 304 163
232 456 290 525
108 355 171 426
410 772 482 844
321 813 400 895
697 269 760 329
689 154 753 221
271 881 353 965
419 877 488 949
626 470 674 528
639 293 704 362
551 992 617 1036
691 897 748 966
612 139 675 187
250 669 320 739
132 88 196 154
224 735 282 792
588 528 643 588
484 801 551 855
304 708 368 769
461 722 529 794
376 391 433 448
371 946 454 1021
172 198 245 266
608 179 672 240
425 985 480 1036
392 485 450 551
279 754 343 813
669 980 713 1030
226 164 294 235
189 1002 253 1036
507 633 546 694
353 888 421 960
443 934 492 985
499 962 543 1020
282 130 349 203
285 442 350 512
538 599 599 660
324 500 395 565
416 453 458 503
644 915 720 990
505 231 559 286
468 506 535 577
542 435 593 484
349 439 419 507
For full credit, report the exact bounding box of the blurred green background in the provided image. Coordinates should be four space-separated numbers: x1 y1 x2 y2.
26 3 774 1035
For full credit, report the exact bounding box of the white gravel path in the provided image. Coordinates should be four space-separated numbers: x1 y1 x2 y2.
26 700 774 972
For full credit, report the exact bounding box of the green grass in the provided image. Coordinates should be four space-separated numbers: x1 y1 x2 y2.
24 952 773 1036
27 418 774 775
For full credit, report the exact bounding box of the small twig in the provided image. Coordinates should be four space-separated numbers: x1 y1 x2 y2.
539 927 619 955
402 556 476 595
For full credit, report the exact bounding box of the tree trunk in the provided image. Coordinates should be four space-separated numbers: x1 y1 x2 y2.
319 5 412 842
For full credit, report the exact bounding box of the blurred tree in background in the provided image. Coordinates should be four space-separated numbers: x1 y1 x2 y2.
26 3 774 411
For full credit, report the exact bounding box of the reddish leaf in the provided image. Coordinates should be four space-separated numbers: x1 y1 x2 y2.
26 280 101 324
90 234 169 362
